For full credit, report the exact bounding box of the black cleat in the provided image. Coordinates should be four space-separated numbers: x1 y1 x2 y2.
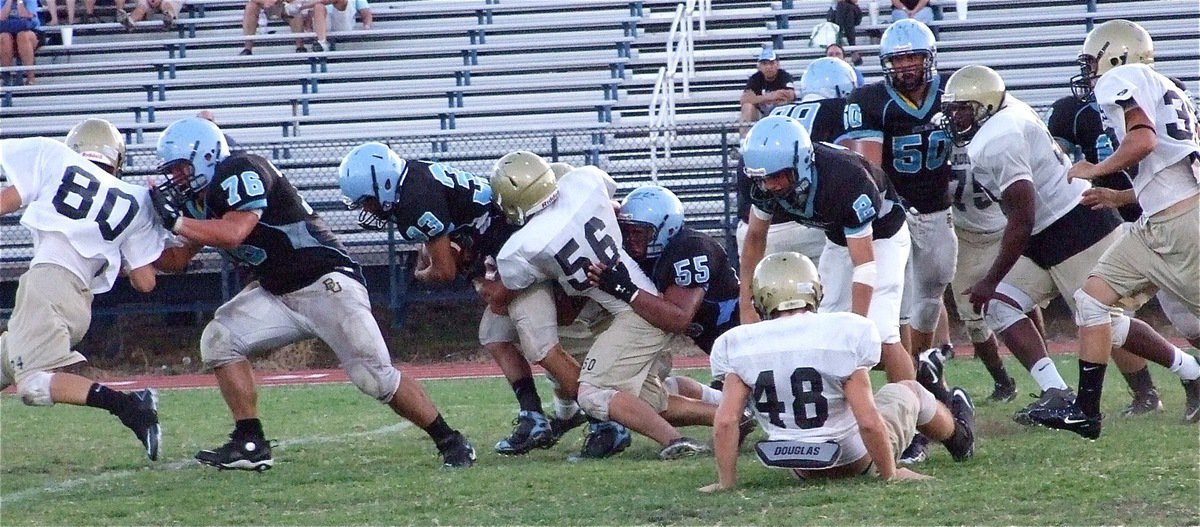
494 410 554 456
196 435 273 471
1118 389 1163 417
117 388 161 461
549 409 588 443
1182 378 1200 423
1013 387 1075 426
1026 401 1102 440
737 407 757 446
987 379 1018 403
899 433 929 465
917 349 951 403
938 343 956 361
944 387 976 462
438 432 476 469
578 421 631 459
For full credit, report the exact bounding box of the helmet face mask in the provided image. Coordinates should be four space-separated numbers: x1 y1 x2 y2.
940 65 1006 147
337 142 407 231
940 100 987 147
879 19 937 95
617 185 684 261
1070 55 1100 101
155 117 229 200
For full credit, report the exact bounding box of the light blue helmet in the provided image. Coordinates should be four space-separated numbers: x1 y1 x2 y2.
156 117 229 197
741 115 815 203
800 57 858 100
618 185 685 260
879 19 937 92
337 142 408 230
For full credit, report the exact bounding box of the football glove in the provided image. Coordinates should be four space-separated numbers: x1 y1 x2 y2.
149 186 183 233
594 260 639 304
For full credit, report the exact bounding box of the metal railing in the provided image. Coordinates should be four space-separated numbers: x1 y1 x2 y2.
647 0 711 181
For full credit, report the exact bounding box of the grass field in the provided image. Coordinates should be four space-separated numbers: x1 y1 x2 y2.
2 355 1198 526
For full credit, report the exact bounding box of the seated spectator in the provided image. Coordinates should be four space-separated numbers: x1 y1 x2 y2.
830 0 862 45
327 0 369 32
738 47 795 138
825 43 865 87
241 0 335 54
1 0 39 85
116 0 184 31
43 0 74 25
891 0 933 24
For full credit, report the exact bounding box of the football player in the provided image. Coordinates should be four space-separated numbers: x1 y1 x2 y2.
1046 43 1200 416
698 252 974 492
940 64 1200 440
842 19 955 361
491 151 715 460
151 118 476 470
733 57 861 268
0 119 166 462
1029 20 1200 435
337 143 586 457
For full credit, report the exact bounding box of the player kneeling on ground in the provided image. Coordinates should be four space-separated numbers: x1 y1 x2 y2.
700 253 975 491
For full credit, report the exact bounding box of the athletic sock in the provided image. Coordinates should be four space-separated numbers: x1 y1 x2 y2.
699 384 723 405
233 418 265 440
1077 360 1107 418
511 377 543 413
1169 348 1200 381
1120 366 1155 395
85 383 129 415
423 414 456 445
553 396 579 420
1030 357 1069 391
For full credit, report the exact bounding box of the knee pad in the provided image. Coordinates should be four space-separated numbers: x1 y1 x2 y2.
1073 288 1114 329
663 376 680 396
345 361 401 403
17 370 54 407
983 283 1035 334
900 379 937 426
577 382 618 422
200 320 244 368
964 318 993 344
909 297 942 334
1110 313 1131 347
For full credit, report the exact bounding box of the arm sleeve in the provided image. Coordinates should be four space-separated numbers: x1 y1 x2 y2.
213 159 272 212
839 174 881 236
978 134 1034 193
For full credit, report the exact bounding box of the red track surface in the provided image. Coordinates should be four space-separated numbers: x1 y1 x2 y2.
34 340 1111 392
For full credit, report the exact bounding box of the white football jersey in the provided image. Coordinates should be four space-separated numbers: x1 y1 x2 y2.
1095 64 1200 216
0 137 167 293
497 166 658 314
710 312 882 467
968 97 1088 234
949 145 1007 233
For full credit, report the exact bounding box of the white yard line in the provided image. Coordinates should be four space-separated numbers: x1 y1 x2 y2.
1 422 411 506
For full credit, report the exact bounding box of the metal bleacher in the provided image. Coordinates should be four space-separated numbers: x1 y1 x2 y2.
1 0 1198 323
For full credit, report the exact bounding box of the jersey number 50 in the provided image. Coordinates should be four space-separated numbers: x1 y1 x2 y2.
51 166 139 241
892 131 950 174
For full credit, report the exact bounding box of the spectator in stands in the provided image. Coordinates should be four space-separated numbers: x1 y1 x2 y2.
326 0 368 32
241 0 338 54
738 47 795 138
116 0 184 31
825 43 865 87
44 0 74 25
0 0 39 85
891 0 933 24
830 0 862 46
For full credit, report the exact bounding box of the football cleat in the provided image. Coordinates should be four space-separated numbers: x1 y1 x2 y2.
117 388 161 461
578 421 632 459
438 432 477 469
1118 388 1163 417
1025 401 1102 440
916 349 951 404
938 343 956 361
494 410 554 456
987 379 1018 403
658 437 711 460
738 407 758 446
1182 377 1200 423
943 387 976 462
1013 387 1076 426
196 435 274 471
898 433 929 465
549 409 588 443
